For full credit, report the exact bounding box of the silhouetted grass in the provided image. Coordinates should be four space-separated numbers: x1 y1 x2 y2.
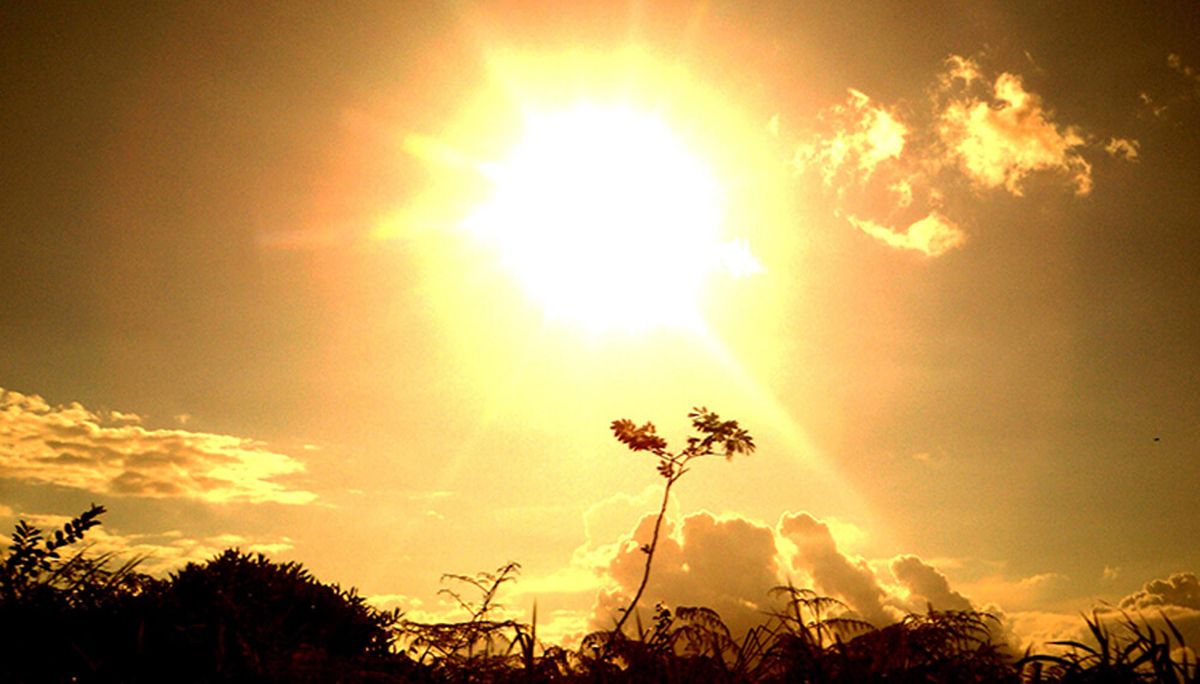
2 506 1194 682
3 413 1196 682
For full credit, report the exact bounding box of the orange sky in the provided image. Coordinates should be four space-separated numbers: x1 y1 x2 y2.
3 1 1200 649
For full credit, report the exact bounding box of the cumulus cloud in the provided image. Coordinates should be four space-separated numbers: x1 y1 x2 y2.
592 510 782 637
938 67 1092 196
577 507 1019 639
501 503 1128 655
1120 572 1200 611
0 388 316 504
1112 573 1200 654
779 512 896 626
890 554 973 612
990 572 1200 655
847 211 966 256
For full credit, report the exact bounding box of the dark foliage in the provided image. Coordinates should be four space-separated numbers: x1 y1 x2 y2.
135 549 408 682
2 410 1194 682
0 509 418 683
0 504 162 683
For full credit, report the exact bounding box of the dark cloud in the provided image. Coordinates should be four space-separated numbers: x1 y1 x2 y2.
779 512 895 626
890 554 973 612
1120 572 1200 611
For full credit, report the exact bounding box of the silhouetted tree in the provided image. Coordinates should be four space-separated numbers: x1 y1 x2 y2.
606 407 754 641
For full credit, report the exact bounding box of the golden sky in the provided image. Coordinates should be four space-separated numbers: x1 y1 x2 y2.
3 1 1200 649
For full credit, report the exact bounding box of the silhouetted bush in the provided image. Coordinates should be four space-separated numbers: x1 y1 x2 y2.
132 549 405 682
0 504 163 683
0 509 421 683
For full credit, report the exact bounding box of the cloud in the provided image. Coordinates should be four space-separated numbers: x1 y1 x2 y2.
528 502 1109 653
1120 572 1200 611
788 53 1125 257
1001 609 1090 652
1105 138 1141 161
938 66 1092 196
1168 53 1200 88
991 572 1200 655
497 505 1188 659
1135 54 1200 122
592 510 783 637
954 566 1072 612
847 211 966 256
792 89 908 188
940 54 984 87
1114 573 1200 662
0 387 316 504
890 554 973 612
779 512 896 626
577 508 1016 640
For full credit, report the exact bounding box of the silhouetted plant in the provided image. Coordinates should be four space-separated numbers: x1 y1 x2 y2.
401 561 547 681
141 548 404 682
0 504 165 683
9 423 1200 683
833 608 1014 683
1019 609 1198 683
607 407 754 641
1 503 107 601
740 585 873 680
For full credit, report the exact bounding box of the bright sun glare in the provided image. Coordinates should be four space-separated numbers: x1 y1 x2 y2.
463 103 760 332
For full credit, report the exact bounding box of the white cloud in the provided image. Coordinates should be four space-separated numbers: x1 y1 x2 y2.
0 387 316 504
792 89 908 187
789 52 1124 258
576 508 1027 640
938 67 1092 196
592 510 783 637
847 211 966 256
509 503 1135 654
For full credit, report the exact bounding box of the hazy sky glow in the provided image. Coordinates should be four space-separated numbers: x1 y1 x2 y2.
3 1 1200 649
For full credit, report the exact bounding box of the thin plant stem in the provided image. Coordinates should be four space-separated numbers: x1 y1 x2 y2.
611 471 678 638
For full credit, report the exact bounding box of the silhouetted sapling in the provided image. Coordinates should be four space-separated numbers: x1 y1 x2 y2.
607 406 755 641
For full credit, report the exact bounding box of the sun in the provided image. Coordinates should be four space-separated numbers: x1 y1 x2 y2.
462 102 756 332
